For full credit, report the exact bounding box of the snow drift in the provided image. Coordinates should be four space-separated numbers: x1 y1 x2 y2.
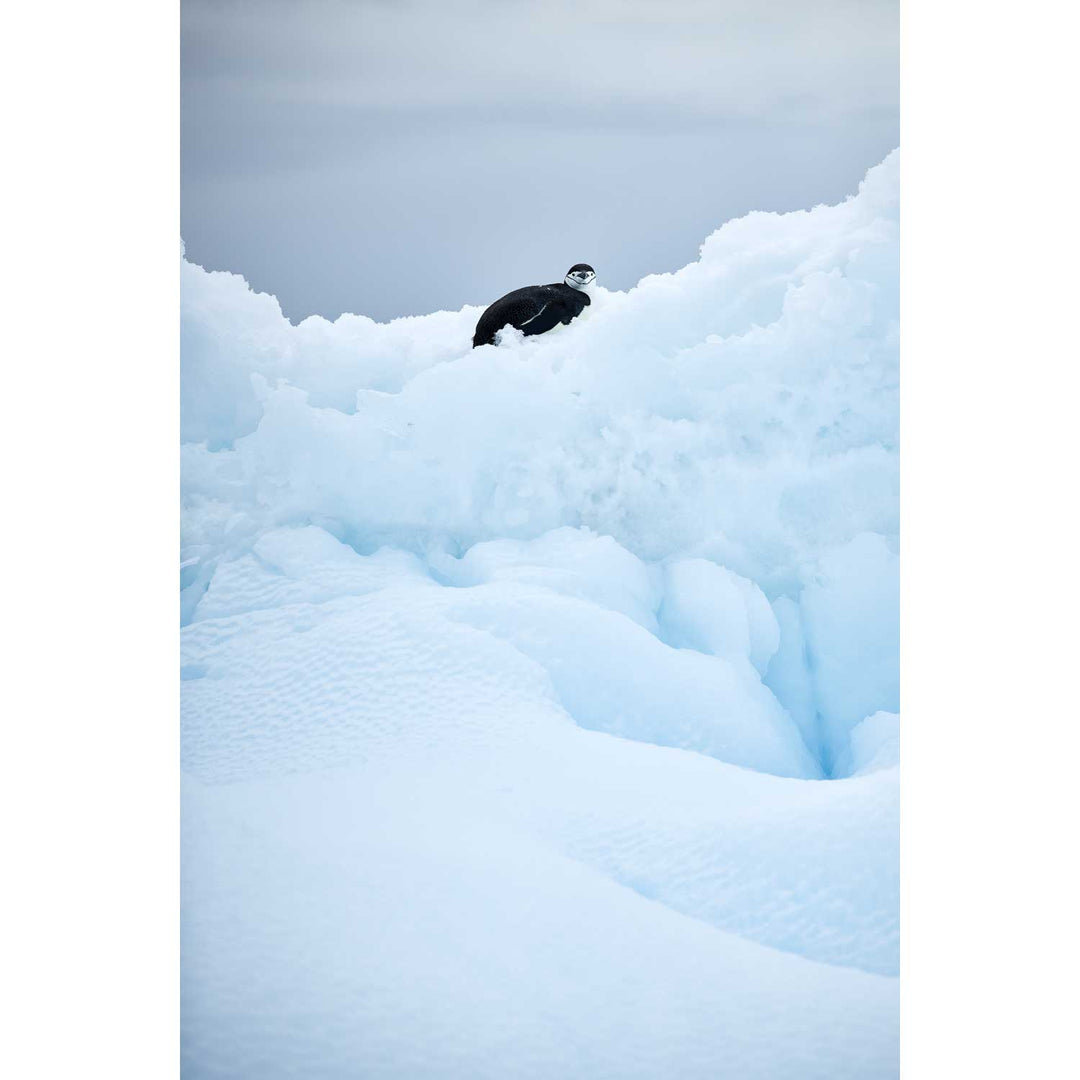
181 151 899 1078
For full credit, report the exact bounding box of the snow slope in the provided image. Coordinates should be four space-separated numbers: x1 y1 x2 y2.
181 150 899 1077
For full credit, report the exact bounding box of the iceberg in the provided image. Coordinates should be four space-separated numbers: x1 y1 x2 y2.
181 150 900 1077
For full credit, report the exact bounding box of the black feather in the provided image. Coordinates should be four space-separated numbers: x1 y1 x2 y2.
472 281 591 348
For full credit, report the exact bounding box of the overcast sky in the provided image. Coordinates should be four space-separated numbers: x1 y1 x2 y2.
181 0 898 323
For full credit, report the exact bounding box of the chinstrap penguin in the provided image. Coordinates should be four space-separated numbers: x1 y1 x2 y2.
472 264 596 348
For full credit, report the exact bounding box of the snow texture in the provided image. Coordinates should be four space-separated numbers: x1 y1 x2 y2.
182 150 900 1077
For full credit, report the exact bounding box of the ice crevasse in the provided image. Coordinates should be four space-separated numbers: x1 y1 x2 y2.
181 150 900 1078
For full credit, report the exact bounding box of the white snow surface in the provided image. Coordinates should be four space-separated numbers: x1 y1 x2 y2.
181 151 899 1077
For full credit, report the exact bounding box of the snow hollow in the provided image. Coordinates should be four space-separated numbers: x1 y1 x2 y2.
181 150 899 1078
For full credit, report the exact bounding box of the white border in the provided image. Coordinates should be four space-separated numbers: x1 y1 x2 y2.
904 1 1078 1076
3 2 178 1076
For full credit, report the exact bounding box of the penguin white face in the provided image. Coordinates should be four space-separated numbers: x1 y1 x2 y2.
565 264 596 290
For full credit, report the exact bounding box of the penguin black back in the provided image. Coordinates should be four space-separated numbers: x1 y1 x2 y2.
472 264 596 348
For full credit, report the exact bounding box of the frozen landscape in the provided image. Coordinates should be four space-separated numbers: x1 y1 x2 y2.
181 150 899 1078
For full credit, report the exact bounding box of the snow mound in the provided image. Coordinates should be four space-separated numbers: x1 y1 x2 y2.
182 151 899 1076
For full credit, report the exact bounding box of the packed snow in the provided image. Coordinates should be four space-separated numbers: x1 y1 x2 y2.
181 150 900 1077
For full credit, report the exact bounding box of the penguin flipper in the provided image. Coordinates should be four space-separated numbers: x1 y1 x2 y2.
519 301 566 337
472 290 549 346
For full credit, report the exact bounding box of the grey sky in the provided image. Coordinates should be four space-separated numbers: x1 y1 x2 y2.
182 0 898 323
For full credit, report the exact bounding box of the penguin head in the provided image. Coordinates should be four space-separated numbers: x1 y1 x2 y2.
564 264 596 290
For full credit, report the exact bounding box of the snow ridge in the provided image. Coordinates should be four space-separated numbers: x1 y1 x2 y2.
181 151 900 1078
